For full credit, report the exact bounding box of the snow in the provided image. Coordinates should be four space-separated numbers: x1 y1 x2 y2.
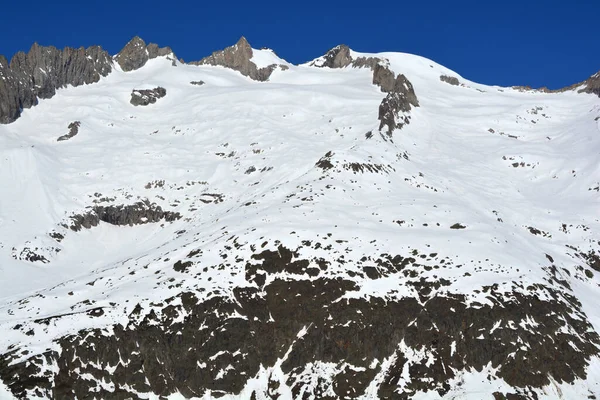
0 46 599 398
250 48 290 69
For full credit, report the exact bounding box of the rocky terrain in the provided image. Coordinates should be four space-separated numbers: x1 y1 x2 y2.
0 36 600 400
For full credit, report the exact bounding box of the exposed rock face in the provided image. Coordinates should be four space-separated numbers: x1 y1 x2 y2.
189 37 281 82
130 87 167 106
57 121 80 142
115 36 175 72
311 44 353 68
310 44 379 70
378 74 419 134
0 44 113 124
372 63 396 92
1 245 598 399
69 200 181 231
440 75 460 86
581 72 600 97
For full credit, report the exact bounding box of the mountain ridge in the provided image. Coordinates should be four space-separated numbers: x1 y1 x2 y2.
1 36 599 125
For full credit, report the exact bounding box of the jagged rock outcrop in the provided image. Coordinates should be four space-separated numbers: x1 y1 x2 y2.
372 63 396 92
130 87 167 106
57 121 80 141
378 74 420 134
310 44 380 70
115 36 175 72
189 37 281 82
312 44 353 68
0 44 112 124
69 200 181 231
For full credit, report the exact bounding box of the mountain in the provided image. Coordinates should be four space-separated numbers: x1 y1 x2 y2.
0 36 599 400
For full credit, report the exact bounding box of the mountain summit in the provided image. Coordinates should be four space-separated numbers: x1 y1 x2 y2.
0 37 600 400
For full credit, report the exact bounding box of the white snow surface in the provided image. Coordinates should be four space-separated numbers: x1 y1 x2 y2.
250 48 290 69
0 49 599 399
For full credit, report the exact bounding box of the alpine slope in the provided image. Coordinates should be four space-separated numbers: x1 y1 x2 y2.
0 36 599 399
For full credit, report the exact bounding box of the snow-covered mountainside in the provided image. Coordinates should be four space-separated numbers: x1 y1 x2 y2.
0 36 600 400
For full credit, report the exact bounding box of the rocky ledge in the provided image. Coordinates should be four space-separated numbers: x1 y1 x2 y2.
69 200 181 231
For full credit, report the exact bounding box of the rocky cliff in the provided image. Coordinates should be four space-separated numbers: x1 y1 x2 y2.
0 44 112 123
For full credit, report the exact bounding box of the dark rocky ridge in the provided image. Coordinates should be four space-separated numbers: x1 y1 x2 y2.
115 36 175 72
1 245 598 399
189 37 284 82
69 200 181 231
313 44 420 135
0 44 112 124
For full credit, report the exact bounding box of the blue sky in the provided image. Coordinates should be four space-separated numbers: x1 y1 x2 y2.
1 0 598 89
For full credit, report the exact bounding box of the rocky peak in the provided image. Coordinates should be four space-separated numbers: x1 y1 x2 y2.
115 36 175 72
581 71 600 97
234 36 252 52
189 36 281 82
311 44 353 68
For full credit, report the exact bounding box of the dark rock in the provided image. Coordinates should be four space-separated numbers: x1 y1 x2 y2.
69 200 181 231
315 151 334 171
0 43 112 124
310 44 380 70
312 44 353 68
190 80 205 86
378 74 419 134
440 75 460 86
130 87 166 106
190 37 281 82
581 72 600 97
372 64 396 92
115 36 174 72
57 121 80 142
450 223 466 229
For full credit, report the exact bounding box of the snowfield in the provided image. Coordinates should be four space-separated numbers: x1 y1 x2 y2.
0 43 599 399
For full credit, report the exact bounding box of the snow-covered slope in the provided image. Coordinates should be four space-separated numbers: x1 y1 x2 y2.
0 41 600 400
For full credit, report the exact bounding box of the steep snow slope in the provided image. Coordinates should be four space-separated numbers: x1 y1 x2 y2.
0 47 599 400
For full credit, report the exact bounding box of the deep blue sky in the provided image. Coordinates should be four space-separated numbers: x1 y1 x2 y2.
0 0 598 89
